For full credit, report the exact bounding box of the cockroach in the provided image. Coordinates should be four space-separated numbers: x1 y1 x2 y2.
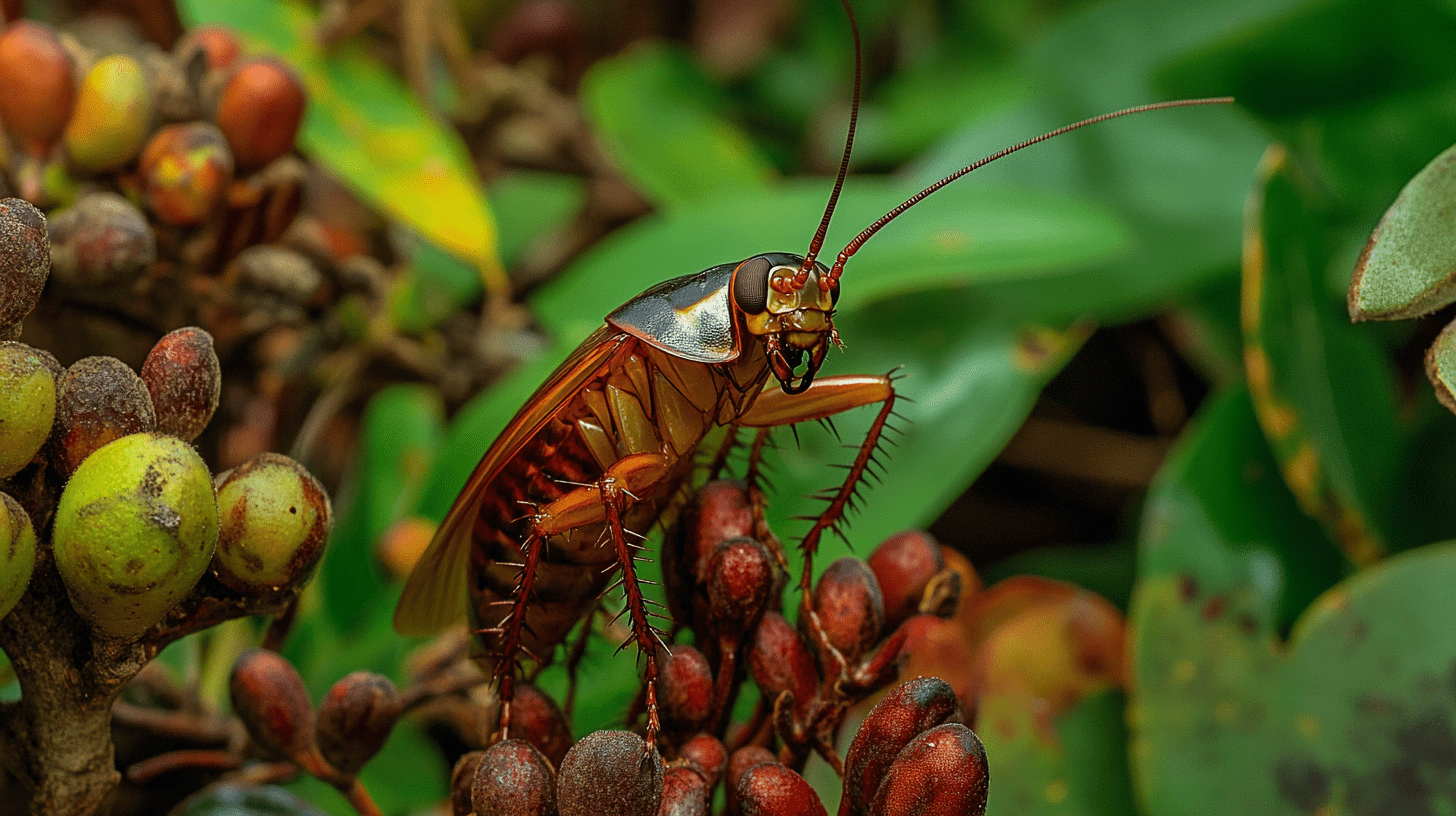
394 0 1230 746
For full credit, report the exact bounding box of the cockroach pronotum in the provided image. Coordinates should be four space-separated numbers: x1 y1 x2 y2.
394 0 1230 746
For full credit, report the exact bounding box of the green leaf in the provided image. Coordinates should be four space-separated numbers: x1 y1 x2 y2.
1131 541 1456 816
530 178 1130 342
1242 145 1401 565
983 690 1135 816
177 0 504 293
581 44 775 211
323 384 443 633
489 170 588 268
1348 142 1456 321
1139 387 1343 634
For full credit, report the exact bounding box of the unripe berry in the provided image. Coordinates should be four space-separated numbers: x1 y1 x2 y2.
0 342 56 478
211 452 332 595
63 53 153 174
52 433 217 638
0 492 36 620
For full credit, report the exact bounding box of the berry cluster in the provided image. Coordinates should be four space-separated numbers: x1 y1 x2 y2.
388 479 988 815
0 197 333 813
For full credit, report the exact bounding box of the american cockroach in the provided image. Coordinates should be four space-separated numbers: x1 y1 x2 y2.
394 0 1230 747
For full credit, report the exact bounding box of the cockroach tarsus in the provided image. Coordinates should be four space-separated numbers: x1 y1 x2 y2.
394 0 1232 752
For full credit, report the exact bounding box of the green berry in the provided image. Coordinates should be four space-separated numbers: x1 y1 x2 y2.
212 453 331 595
0 493 36 621
0 342 57 478
53 433 218 639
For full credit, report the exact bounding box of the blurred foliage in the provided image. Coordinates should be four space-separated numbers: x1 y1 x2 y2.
168 0 1456 813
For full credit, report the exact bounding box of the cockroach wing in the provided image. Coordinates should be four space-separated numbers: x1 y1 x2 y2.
393 327 634 636
607 263 739 363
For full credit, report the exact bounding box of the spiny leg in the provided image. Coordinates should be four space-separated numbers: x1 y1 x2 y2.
480 527 548 740
737 373 901 680
599 477 668 747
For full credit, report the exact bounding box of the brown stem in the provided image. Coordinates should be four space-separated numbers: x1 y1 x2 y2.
0 551 148 815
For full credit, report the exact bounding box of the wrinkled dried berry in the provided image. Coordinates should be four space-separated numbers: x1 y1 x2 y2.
47 192 156 289
748 612 817 713
660 644 714 734
229 649 316 763
52 356 156 477
512 683 574 769
211 452 331 595
869 723 988 816
841 678 961 816
0 21 74 157
141 326 221 442
214 57 305 173
737 762 826 816
677 732 726 790
810 557 885 666
315 671 399 776
0 198 48 331
868 531 945 628
556 730 663 816
473 739 556 816
659 765 709 816
139 122 234 226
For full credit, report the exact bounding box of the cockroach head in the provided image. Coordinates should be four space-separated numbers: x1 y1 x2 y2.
731 252 839 395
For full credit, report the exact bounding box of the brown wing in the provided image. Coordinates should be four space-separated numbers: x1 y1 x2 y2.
393 326 633 636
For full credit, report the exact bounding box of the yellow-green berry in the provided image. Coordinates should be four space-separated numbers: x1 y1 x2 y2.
63 53 153 174
0 342 57 478
53 432 218 639
0 492 36 621
211 452 331 595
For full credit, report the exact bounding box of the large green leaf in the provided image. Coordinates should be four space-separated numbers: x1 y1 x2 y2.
177 0 504 293
1131 541 1456 816
1139 387 1343 637
581 44 775 211
1242 146 1400 564
982 691 1135 816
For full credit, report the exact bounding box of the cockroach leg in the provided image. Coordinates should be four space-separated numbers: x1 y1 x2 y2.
739 373 899 681
600 476 666 749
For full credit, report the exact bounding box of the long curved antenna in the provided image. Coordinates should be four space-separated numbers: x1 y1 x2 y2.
825 96 1235 286
793 0 862 289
